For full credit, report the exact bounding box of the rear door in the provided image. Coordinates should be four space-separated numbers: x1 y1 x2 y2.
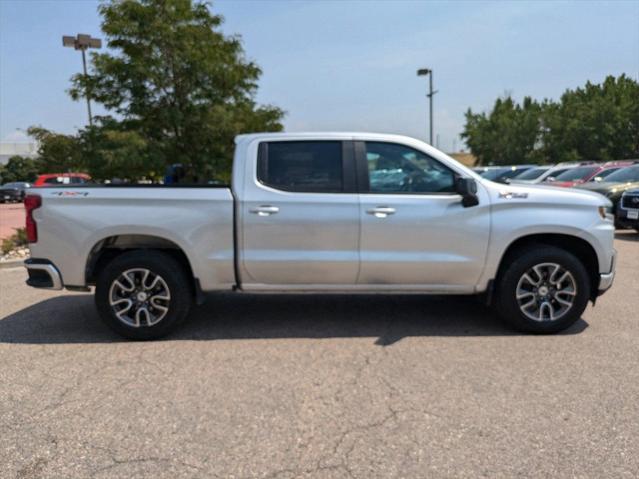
356 141 490 290
240 140 360 287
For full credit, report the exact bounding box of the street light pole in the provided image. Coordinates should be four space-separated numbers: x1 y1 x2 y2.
80 48 92 126
63 34 102 127
417 68 437 145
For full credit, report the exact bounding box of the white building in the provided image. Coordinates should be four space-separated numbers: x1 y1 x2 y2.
0 136 38 165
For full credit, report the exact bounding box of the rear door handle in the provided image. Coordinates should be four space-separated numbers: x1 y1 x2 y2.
250 205 280 216
366 206 396 218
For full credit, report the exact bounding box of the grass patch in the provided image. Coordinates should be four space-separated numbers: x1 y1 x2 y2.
1 228 28 255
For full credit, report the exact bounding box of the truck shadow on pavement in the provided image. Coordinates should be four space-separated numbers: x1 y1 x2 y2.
0 293 588 345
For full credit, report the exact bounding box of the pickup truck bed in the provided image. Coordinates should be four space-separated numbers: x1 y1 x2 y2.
28 186 236 291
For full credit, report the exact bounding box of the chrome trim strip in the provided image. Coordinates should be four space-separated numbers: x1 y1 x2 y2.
24 262 63 290
599 272 615 292
598 248 616 293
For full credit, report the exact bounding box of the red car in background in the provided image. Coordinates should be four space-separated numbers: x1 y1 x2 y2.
32 173 91 187
548 161 636 188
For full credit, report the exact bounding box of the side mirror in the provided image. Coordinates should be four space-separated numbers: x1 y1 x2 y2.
456 177 479 207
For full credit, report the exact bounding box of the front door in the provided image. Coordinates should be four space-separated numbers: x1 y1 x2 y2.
240 140 360 287
357 141 490 290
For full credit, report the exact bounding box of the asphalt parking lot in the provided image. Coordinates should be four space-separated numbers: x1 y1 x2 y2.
1 232 637 479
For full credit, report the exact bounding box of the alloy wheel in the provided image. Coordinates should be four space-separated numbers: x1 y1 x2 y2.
108 268 171 327
515 262 577 322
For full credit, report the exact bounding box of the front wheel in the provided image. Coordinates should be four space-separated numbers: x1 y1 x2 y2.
494 245 591 333
95 250 192 340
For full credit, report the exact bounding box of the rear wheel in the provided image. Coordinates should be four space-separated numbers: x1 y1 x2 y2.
95 250 192 340
494 245 590 333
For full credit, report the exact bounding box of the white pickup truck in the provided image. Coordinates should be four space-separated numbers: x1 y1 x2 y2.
24 132 616 339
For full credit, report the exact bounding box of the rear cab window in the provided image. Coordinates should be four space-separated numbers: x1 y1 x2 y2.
257 141 346 193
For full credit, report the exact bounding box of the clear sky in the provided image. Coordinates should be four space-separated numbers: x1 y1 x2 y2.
1 0 638 152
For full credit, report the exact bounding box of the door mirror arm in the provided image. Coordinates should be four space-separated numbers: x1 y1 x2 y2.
456 177 479 208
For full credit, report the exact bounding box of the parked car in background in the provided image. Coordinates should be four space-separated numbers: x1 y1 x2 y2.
548 165 607 188
510 163 579 184
576 165 639 224
0 182 31 203
548 161 636 188
33 173 91 187
475 165 535 184
507 166 551 183
587 161 637 182
616 188 639 232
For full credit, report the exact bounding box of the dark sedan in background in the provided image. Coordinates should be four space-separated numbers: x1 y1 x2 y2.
576 165 639 226
0 182 30 203
617 188 639 232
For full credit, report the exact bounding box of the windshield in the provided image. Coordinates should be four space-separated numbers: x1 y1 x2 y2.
590 168 620 182
554 166 598 181
481 168 509 180
513 167 549 180
602 165 639 183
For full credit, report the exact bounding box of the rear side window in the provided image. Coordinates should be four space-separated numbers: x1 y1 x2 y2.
258 141 343 193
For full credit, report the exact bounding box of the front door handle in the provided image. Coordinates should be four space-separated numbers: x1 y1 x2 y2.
366 206 396 218
250 205 280 216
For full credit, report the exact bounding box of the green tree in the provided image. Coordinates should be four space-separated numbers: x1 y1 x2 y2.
541 75 639 163
0 155 39 183
462 75 639 166
27 127 85 173
78 122 165 181
70 0 284 181
461 96 542 166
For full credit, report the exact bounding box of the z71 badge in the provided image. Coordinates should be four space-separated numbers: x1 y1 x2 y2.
498 191 528 199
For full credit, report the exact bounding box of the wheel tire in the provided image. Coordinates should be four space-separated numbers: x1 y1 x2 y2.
494 245 591 334
95 250 192 340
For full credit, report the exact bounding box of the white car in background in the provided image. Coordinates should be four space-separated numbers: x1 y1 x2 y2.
510 163 581 184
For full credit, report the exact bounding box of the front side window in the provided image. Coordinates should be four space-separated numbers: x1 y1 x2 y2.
365 142 455 193
258 141 343 193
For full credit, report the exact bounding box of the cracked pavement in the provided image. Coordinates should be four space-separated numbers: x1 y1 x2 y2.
1 232 638 478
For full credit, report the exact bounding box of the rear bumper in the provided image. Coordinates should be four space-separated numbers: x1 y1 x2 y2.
597 249 616 295
24 258 63 290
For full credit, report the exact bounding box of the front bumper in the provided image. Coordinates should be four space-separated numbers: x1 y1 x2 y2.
598 249 616 295
616 209 639 229
24 258 63 290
